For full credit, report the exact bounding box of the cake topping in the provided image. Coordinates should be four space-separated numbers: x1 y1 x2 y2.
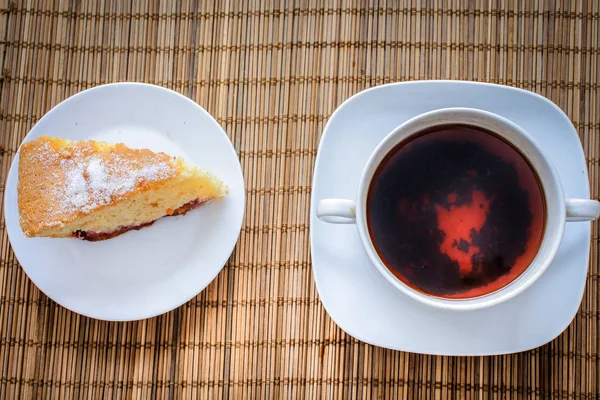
61 155 173 212
33 138 176 216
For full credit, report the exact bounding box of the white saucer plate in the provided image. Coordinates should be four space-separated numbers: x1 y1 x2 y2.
310 81 591 355
4 83 245 321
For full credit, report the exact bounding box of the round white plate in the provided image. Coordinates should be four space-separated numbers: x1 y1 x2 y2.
311 80 591 355
4 83 245 321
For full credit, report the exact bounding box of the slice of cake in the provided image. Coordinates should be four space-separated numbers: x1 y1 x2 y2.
17 136 227 241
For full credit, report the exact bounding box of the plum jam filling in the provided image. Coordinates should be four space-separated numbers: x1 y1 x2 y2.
73 198 207 241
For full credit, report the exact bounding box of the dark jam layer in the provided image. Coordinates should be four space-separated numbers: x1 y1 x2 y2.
73 198 206 242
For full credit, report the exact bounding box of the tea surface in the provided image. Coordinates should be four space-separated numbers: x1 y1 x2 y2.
367 125 546 298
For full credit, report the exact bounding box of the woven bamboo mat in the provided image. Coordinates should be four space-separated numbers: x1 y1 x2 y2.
0 0 598 398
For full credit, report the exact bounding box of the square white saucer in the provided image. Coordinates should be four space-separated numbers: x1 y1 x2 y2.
310 81 592 356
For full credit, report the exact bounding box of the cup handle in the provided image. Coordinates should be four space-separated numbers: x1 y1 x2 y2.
317 199 357 224
566 199 600 222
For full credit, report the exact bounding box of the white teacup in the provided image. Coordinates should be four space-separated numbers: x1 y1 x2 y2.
317 107 600 311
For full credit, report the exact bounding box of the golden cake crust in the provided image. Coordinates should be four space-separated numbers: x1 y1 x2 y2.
17 136 215 237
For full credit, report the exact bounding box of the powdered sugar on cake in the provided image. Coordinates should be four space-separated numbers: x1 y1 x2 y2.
59 154 174 213
30 141 176 217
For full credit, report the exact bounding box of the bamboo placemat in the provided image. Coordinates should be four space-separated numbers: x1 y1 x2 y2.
0 0 599 398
